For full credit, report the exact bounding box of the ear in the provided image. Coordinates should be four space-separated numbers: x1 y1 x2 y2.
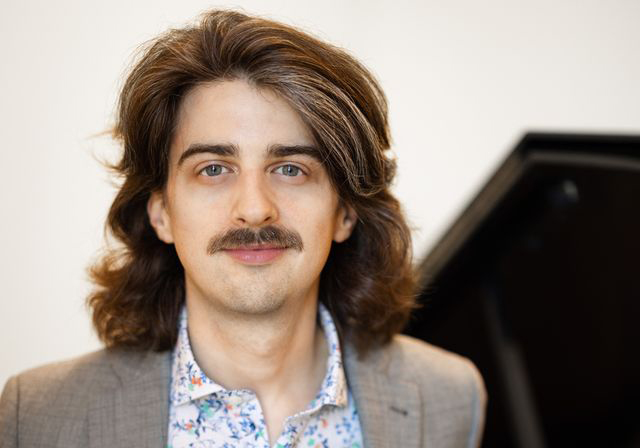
147 191 174 244
333 202 358 243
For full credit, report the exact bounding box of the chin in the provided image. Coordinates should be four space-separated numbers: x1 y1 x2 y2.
216 288 289 316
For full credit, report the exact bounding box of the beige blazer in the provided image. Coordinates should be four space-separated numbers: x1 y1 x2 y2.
0 334 486 447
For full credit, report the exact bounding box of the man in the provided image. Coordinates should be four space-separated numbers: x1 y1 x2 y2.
0 9 486 448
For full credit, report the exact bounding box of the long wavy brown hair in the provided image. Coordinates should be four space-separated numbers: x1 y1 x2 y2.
88 9 417 356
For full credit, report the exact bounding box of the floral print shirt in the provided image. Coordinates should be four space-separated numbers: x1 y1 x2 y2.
167 303 363 448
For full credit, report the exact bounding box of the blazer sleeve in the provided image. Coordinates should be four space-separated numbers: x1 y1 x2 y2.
0 375 19 448
466 359 488 448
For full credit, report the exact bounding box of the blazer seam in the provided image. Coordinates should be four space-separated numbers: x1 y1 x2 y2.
465 360 482 448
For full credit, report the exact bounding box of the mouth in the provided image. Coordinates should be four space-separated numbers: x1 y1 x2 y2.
222 245 288 264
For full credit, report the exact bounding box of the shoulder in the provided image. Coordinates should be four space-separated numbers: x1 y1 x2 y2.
1 349 125 416
1 347 168 406
0 348 168 447
18 349 119 385
362 335 487 447
348 334 486 397
0 350 114 447
378 335 486 413
5 346 168 391
3 350 123 405
2 350 114 411
381 334 485 393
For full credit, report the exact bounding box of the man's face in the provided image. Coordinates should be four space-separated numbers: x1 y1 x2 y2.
148 79 356 316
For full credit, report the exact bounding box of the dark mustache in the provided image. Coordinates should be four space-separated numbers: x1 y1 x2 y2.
206 225 304 255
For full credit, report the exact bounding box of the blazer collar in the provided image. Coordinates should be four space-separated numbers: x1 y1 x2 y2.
343 341 422 448
89 349 171 448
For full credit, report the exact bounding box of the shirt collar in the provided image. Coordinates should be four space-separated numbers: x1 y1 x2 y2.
170 303 348 409
169 307 225 406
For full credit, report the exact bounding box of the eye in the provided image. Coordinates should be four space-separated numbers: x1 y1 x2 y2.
200 164 231 177
274 164 303 177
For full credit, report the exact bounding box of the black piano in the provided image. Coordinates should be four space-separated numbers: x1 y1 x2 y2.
405 133 640 448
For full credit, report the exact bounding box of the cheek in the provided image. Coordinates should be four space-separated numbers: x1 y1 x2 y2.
167 186 227 251
281 181 338 224
281 198 338 253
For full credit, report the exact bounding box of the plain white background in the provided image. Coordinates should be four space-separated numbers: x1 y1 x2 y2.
1 0 639 388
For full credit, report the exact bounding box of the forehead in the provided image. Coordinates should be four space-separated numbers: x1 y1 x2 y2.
171 79 316 160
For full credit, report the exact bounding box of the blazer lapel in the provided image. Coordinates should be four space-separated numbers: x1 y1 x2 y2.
89 349 171 448
344 343 421 448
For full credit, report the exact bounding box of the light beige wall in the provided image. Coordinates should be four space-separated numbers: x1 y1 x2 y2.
1 0 639 387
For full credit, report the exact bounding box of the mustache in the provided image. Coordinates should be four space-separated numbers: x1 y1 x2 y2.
206 225 304 255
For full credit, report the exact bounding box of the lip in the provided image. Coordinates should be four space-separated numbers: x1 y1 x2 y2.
222 246 287 264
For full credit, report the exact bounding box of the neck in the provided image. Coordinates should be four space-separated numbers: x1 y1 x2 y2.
185 289 328 421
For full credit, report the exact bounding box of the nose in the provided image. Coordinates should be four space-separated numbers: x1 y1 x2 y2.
231 170 278 227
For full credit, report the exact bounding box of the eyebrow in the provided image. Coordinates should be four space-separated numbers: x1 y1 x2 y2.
177 143 323 166
266 144 323 162
177 143 238 166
